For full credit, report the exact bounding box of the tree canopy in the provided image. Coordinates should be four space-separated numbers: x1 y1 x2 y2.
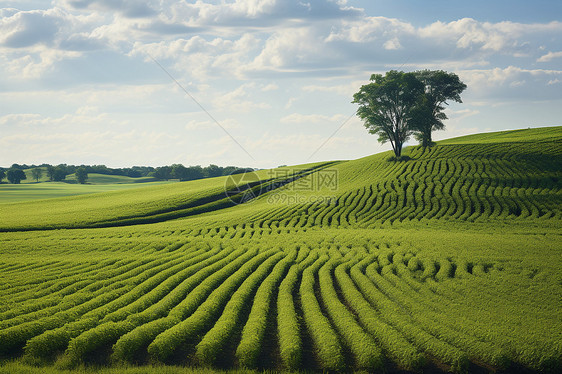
31 167 42 182
7 168 26 184
75 167 88 184
410 70 466 147
353 70 466 157
353 71 424 158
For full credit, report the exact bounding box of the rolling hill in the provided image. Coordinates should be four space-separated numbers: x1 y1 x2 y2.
2 127 560 231
0 127 561 373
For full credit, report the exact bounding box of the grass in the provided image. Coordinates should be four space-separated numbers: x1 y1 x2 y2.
16 168 157 185
437 125 562 144
0 127 561 373
67 174 157 184
0 180 171 204
0 361 261 374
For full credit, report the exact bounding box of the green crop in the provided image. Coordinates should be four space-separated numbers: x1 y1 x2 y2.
0 127 561 373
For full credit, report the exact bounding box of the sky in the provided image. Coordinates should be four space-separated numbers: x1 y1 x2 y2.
1 0 561 169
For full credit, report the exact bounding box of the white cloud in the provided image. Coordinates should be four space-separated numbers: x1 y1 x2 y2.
61 0 158 18
383 37 401 50
303 81 365 96
419 19 562 53
130 33 262 81
261 83 278 91
326 16 414 43
285 97 298 109
249 132 351 152
185 118 240 130
185 119 212 130
458 66 562 101
75 105 99 116
280 113 347 124
538 51 562 62
213 83 271 113
447 108 480 121
460 66 562 86
0 113 42 126
1 47 81 79
246 27 325 72
0 8 63 48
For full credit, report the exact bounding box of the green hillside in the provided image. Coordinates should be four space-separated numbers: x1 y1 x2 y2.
15 169 153 184
438 125 562 144
0 180 169 204
0 169 162 204
0 127 561 373
2 127 560 231
67 173 157 184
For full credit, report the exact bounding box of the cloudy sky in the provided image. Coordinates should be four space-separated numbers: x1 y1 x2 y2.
1 0 561 168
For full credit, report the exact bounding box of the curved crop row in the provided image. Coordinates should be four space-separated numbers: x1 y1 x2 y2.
334 261 426 370
299 255 345 370
352 261 470 373
276 250 319 370
111 248 250 363
195 251 288 365
234 250 297 368
147 249 277 363
318 259 384 370
23 249 212 361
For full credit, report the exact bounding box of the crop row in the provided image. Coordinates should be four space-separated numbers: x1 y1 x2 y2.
1 234 560 373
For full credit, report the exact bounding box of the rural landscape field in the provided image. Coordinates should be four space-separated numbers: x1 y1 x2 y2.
0 127 561 373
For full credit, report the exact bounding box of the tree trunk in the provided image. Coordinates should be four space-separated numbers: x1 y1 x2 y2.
395 140 402 157
421 130 432 147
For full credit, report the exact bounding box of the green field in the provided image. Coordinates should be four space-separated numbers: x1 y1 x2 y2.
11 168 157 185
0 127 561 373
0 179 171 204
0 169 164 204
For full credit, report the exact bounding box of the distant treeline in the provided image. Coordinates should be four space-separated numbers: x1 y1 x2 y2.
0 163 254 183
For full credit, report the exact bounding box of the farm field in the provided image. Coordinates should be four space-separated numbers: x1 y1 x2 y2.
14 168 157 185
0 127 561 373
0 179 171 204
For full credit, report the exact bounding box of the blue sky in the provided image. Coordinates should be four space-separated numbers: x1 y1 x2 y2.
1 0 561 168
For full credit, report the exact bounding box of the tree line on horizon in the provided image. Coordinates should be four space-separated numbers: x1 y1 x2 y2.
0 164 254 184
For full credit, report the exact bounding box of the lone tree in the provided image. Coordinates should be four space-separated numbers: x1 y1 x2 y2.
7 168 26 184
411 70 466 147
31 167 42 182
47 165 55 181
171 164 186 181
353 70 424 158
53 165 67 181
75 167 88 184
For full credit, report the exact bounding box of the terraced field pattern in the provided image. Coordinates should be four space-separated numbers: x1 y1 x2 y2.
1 127 561 373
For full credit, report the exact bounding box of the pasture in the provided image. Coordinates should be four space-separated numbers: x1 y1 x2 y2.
0 179 170 204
